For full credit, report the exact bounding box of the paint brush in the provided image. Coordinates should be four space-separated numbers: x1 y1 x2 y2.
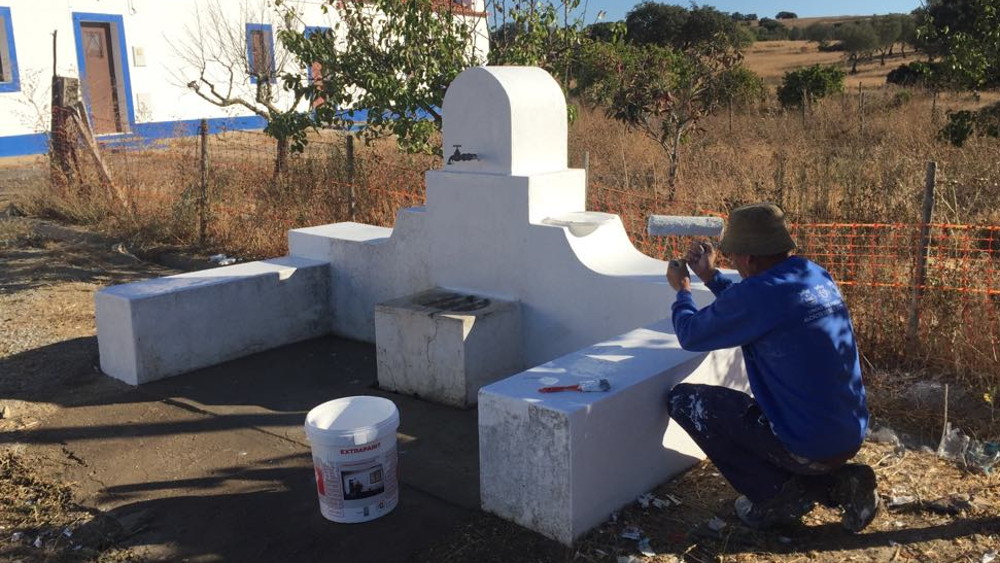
538 378 611 393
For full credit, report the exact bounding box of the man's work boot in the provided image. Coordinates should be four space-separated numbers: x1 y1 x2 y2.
734 478 815 530
830 463 879 532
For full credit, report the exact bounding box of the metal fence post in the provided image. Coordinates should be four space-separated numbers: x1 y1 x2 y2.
199 119 208 245
907 161 937 348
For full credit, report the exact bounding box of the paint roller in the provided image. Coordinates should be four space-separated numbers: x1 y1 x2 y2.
646 215 724 238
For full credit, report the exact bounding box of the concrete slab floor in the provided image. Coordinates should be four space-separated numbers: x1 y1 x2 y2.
4 335 485 562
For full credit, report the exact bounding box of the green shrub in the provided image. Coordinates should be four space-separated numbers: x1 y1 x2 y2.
777 64 846 108
886 61 939 86
939 102 1000 147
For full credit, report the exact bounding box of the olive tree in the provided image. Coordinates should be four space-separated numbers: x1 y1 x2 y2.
576 39 750 198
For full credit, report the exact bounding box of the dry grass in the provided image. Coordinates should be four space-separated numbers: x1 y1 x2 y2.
744 40 890 87
0 450 135 562
416 440 1000 562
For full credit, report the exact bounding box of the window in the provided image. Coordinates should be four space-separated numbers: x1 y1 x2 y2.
245 23 275 84
0 6 20 92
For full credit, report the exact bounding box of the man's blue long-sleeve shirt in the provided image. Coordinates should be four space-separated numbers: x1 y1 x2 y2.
671 256 868 460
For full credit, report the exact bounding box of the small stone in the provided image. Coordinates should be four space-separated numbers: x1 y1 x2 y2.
620 526 642 540
888 495 918 508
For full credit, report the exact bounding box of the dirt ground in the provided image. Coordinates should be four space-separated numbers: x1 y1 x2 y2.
1 161 999 562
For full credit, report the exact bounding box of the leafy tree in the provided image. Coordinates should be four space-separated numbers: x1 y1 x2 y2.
625 2 689 46
776 11 798 19
755 18 789 41
486 0 591 76
886 61 943 86
917 0 1000 89
681 6 752 50
576 39 747 197
917 0 1000 146
278 0 485 155
872 15 902 65
939 103 1000 147
175 0 308 177
896 13 918 57
709 64 767 109
625 3 749 51
586 21 620 42
804 22 835 45
777 64 846 108
836 22 879 73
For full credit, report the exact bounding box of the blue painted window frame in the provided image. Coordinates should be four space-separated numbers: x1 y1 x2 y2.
303 26 330 82
0 6 20 92
245 23 275 84
72 12 136 131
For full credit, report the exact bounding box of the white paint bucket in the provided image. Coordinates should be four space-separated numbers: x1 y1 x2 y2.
305 396 400 523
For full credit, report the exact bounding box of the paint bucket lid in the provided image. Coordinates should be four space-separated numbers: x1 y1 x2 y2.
305 396 399 447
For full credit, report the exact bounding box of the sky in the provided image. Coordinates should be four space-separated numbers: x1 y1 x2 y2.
573 1 922 23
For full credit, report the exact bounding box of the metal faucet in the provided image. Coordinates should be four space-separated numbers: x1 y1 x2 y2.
447 145 479 165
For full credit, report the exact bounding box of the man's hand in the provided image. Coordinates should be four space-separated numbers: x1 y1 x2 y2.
685 241 717 283
666 259 691 292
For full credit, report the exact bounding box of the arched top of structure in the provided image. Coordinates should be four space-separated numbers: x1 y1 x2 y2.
441 66 568 176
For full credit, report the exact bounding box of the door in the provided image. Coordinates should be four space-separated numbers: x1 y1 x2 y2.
80 23 122 134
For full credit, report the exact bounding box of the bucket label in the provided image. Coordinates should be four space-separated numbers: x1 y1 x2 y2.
313 439 398 523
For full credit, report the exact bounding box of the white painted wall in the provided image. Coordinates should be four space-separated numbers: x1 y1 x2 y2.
289 66 720 368
0 0 489 139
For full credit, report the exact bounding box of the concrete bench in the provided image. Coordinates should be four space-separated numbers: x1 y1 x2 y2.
478 318 747 545
96 256 331 385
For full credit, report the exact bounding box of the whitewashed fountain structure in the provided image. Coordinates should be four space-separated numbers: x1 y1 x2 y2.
95 66 746 545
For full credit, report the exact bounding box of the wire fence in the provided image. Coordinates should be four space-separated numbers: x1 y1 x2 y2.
58 127 999 388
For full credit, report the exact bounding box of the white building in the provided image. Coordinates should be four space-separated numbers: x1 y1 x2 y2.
0 0 488 157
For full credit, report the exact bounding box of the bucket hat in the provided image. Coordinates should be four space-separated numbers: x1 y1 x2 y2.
719 202 796 256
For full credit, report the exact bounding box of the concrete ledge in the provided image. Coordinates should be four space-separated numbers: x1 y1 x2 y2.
478 318 746 545
96 256 332 385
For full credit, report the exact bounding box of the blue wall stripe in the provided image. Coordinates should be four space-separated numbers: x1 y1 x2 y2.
0 132 49 157
0 115 267 157
132 115 267 138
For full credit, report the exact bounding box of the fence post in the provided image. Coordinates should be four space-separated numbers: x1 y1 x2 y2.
199 119 208 245
800 88 808 126
907 161 937 348
858 82 865 137
583 150 590 203
346 134 356 222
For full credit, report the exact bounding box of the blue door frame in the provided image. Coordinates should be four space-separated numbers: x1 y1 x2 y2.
72 12 136 134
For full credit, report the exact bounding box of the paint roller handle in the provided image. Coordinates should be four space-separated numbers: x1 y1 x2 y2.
685 241 718 283
666 259 690 292
537 384 582 393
